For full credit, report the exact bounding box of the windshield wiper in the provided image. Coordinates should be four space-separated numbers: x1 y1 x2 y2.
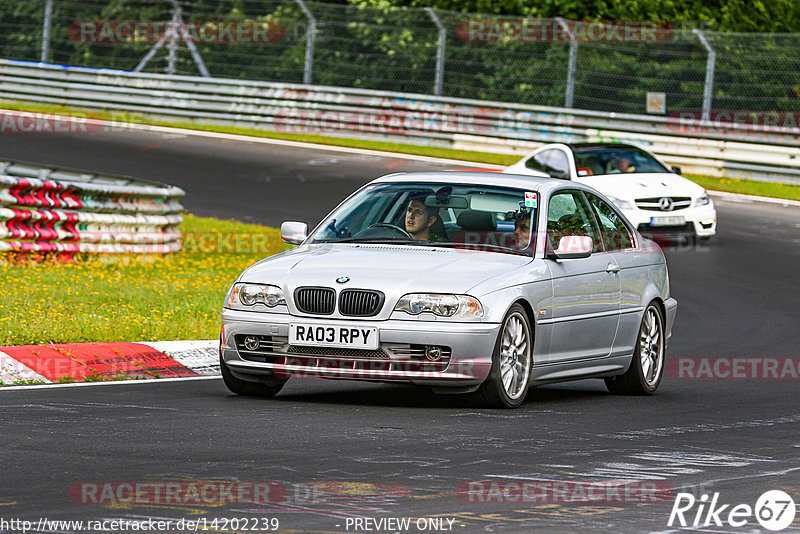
317 238 530 255
321 237 421 244
422 242 530 255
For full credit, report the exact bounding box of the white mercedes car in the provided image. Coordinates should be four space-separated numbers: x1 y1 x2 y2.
504 143 716 240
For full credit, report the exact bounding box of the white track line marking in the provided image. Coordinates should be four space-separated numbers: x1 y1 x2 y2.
0 375 220 392
709 190 800 208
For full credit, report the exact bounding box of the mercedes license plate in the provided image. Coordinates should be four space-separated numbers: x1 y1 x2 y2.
650 216 686 227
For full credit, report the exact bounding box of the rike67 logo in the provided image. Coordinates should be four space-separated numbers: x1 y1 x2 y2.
669 490 796 531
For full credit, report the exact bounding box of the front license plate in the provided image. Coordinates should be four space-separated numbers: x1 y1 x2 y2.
289 324 379 350
650 216 686 227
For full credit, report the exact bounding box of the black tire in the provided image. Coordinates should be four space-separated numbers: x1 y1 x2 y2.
605 303 665 395
475 304 533 408
220 353 287 397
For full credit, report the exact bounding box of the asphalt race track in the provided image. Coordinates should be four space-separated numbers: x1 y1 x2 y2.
2 127 800 533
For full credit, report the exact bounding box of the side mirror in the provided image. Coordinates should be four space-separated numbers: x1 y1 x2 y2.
671 166 682 175
548 235 593 260
281 221 307 244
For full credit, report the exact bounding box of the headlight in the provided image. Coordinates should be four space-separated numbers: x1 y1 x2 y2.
607 195 635 210
225 283 285 309
695 192 710 206
394 294 484 318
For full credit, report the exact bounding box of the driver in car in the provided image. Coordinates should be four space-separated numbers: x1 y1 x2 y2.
405 194 444 241
611 156 636 173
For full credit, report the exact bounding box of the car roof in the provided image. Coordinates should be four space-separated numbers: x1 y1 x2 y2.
370 171 598 196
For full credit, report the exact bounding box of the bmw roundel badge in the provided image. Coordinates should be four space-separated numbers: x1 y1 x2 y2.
336 276 350 284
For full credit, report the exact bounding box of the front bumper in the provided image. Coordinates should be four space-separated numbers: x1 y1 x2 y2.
623 203 717 238
221 309 499 386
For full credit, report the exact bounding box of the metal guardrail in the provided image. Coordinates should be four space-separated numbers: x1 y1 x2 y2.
1 59 799 185
0 158 184 254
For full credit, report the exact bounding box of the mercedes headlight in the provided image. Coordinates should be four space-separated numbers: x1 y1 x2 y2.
225 283 285 309
394 294 484 318
607 195 635 210
695 192 710 206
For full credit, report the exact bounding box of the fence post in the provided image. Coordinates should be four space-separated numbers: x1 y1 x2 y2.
693 29 716 122
171 1 210 77
134 1 210 76
165 3 180 74
40 0 53 63
556 18 578 109
425 8 446 96
294 0 316 85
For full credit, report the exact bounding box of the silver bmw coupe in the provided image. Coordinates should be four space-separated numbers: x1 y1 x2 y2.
220 172 677 408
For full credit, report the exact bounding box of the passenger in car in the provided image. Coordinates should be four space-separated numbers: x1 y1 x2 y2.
575 155 603 176
547 213 585 251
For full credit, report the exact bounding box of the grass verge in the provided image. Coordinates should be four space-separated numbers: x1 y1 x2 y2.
0 214 290 346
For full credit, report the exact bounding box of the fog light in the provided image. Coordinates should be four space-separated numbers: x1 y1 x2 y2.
243 336 260 351
425 346 443 361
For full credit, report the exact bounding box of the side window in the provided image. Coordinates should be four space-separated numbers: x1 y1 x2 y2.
586 193 635 250
548 150 569 176
526 150 570 179
525 149 556 174
546 190 602 252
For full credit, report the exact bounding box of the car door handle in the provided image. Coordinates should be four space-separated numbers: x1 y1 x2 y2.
606 263 620 273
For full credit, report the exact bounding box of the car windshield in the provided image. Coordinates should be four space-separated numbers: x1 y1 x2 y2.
310 182 537 254
573 146 669 176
